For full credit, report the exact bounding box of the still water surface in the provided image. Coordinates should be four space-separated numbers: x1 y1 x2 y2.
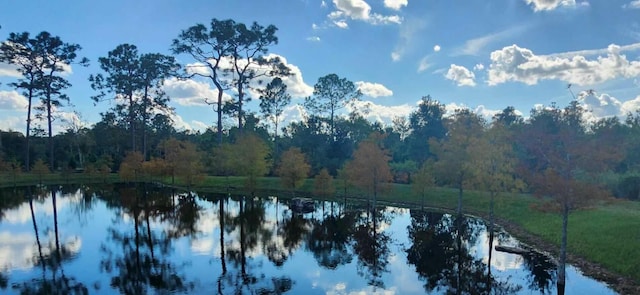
0 184 616 294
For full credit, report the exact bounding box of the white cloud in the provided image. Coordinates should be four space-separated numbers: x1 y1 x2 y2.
281 104 308 126
0 90 28 110
0 62 21 77
334 20 349 29
355 81 393 97
321 0 328 7
347 100 413 124
473 63 485 71
443 103 507 121
563 91 640 125
167 112 196 131
0 232 37 270
623 0 640 9
544 91 640 123
524 0 579 11
417 56 430 73
578 91 623 120
0 55 73 78
445 64 476 87
307 36 321 42
331 0 371 20
621 95 640 115
369 14 402 25
474 105 506 120
390 18 426 61
168 53 313 105
453 25 528 56
547 42 640 58
312 23 320 30
433 45 441 52
0 101 78 135
190 120 210 131
0 115 23 132
487 44 640 86
184 62 212 76
329 0 402 27
261 54 314 98
384 0 408 10
163 77 231 106
58 62 74 76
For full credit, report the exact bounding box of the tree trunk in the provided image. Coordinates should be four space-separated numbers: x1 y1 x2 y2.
29 197 45 274
142 86 149 160
238 78 244 132
330 109 335 141
489 192 495 235
52 190 60 257
129 92 136 152
457 181 463 215
219 198 227 274
134 202 141 279
212 77 224 145
239 197 246 277
456 216 462 295
274 121 279 157
25 88 33 171
557 202 569 294
373 169 378 209
144 186 155 263
47 96 54 169
487 227 494 294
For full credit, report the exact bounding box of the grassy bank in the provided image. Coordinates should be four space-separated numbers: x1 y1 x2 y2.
1 173 639 287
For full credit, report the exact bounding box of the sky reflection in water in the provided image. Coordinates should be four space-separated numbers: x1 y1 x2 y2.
0 184 617 294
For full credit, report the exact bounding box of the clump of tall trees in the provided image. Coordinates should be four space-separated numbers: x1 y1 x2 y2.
0 31 88 170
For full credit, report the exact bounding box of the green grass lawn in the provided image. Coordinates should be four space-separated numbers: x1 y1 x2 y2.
1 173 639 284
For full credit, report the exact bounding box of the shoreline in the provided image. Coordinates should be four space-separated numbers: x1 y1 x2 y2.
350 197 640 295
492 216 639 295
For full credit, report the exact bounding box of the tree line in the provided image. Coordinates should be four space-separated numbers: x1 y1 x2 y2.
2 18 640 203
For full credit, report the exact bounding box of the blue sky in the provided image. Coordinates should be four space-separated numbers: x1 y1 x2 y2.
1 0 640 134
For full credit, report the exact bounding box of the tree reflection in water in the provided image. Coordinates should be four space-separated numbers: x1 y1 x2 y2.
306 204 356 269
0 185 612 294
216 196 295 294
19 186 87 294
521 246 558 294
352 206 392 289
99 184 192 294
406 210 523 294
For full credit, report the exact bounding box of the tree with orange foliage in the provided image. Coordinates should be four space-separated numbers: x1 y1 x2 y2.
472 121 525 234
430 109 485 215
159 138 204 188
313 168 335 198
519 101 621 293
232 133 270 194
119 151 144 182
345 132 392 205
277 147 310 196
142 157 169 181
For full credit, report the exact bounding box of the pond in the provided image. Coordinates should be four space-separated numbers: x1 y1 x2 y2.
0 183 616 294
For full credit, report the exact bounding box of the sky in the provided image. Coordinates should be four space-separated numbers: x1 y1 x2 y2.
1 0 640 135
